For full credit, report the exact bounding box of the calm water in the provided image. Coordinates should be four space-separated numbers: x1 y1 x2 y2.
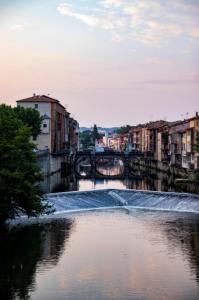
42 160 198 194
1 209 199 300
1 162 199 299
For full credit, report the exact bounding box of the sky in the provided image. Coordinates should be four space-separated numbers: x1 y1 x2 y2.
0 0 198 126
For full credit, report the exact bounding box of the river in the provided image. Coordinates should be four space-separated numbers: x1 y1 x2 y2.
1 164 199 300
41 160 198 194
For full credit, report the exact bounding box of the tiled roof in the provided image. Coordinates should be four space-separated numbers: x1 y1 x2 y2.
146 120 168 129
17 94 59 103
17 94 69 111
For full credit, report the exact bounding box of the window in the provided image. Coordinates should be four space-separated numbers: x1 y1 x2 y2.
35 104 38 109
43 123 47 128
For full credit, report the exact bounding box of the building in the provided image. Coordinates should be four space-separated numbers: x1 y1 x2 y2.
156 125 169 163
17 94 79 154
168 121 189 168
128 121 168 159
129 126 143 151
115 113 199 171
167 114 199 170
68 117 79 154
182 113 199 169
107 134 121 151
144 121 168 160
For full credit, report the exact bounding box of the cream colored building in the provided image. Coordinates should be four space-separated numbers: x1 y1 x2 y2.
17 94 71 153
182 113 199 169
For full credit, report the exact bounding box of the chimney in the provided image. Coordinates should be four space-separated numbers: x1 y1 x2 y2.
33 93 36 97
196 112 198 117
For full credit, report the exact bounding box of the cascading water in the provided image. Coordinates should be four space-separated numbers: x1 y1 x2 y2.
108 191 128 206
47 189 199 214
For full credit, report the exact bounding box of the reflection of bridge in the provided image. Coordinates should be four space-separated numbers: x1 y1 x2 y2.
74 150 147 179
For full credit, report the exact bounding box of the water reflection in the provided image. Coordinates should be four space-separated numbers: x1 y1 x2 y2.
75 157 91 177
160 215 199 283
40 161 198 194
40 172 78 194
2 212 199 299
96 158 124 176
0 219 74 300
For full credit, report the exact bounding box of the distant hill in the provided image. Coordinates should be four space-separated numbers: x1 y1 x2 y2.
79 127 119 133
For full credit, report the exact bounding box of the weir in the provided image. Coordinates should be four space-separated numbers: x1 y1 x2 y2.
47 189 199 214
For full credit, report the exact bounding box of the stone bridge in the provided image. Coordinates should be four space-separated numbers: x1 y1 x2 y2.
74 150 148 179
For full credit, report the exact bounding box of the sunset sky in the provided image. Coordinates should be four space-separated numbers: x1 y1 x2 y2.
0 0 198 126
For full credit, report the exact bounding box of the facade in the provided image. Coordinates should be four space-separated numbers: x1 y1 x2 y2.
107 134 121 151
168 121 189 168
68 117 79 154
119 114 199 171
129 121 168 159
182 114 199 169
157 125 169 163
17 94 79 154
129 127 143 151
167 114 199 170
145 121 168 160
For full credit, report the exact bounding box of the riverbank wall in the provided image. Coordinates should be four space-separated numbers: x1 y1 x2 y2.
135 158 196 179
36 150 76 193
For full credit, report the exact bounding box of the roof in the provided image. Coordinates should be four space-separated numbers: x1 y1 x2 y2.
17 94 59 103
189 115 199 122
129 127 143 133
146 120 168 130
129 121 168 132
17 94 67 110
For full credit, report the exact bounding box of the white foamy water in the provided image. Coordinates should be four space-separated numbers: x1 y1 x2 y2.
46 189 199 214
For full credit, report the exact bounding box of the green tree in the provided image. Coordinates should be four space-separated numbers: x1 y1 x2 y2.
116 125 131 135
92 124 100 144
79 130 93 149
14 105 42 138
0 104 51 224
0 104 42 138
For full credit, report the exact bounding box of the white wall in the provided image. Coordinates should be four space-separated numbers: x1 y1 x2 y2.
18 102 51 117
18 102 52 150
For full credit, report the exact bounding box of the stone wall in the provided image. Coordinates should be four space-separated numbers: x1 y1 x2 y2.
36 150 73 193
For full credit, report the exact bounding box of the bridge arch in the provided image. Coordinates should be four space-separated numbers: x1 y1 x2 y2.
74 150 147 179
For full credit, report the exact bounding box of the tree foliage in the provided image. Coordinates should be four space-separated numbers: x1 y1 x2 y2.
79 130 93 149
0 104 42 138
0 104 51 224
92 124 101 143
116 125 131 135
14 105 42 138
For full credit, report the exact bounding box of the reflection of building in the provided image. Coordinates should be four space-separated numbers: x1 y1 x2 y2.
17 94 79 154
162 217 199 283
